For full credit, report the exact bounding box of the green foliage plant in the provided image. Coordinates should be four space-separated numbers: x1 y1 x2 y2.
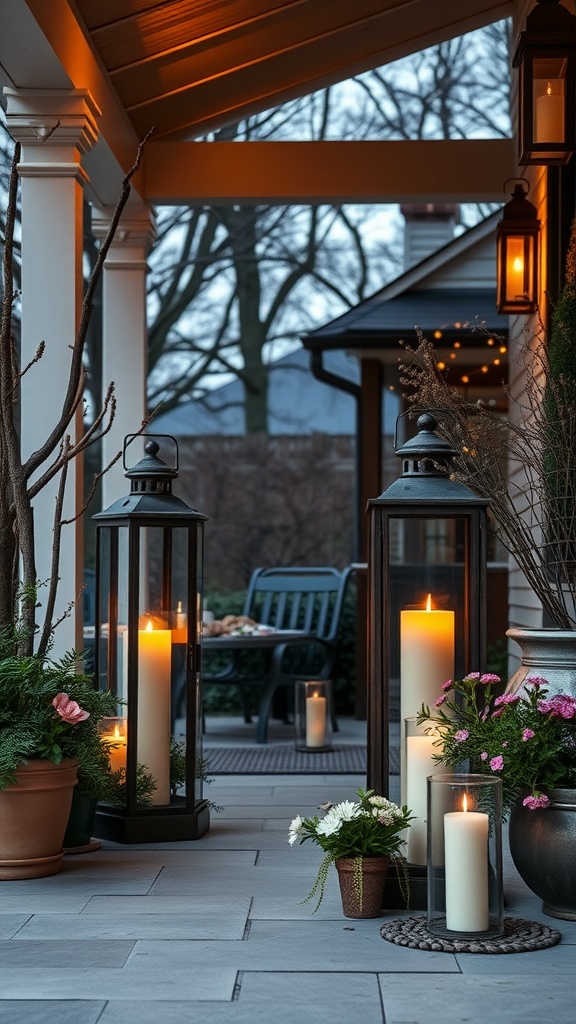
288 788 413 911
0 624 117 792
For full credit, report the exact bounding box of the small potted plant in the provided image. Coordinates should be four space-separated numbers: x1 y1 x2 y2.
288 788 413 918
0 626 118 877
418 671 576 919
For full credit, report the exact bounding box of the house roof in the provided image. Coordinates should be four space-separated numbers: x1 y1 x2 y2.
303 210 508 355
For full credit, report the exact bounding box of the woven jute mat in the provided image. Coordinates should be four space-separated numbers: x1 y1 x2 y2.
380 915 561 954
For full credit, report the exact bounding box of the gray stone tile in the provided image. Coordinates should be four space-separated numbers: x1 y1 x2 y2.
238 971 384 1022
0 894 93 914
0 967 236 1001
0 1001 105 1024
0 917 32 939
128 919 459 973
20 901 250 940
217 804 320 819
379 973 576 1023
0 939 134 967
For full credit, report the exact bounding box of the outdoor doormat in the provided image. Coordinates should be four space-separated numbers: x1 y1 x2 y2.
203 744 373 774
380 915 561 953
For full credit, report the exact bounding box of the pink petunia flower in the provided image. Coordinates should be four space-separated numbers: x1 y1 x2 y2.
490 754 504 771
463 672 480 681
454 729 469 743
480 673 501 684
52 692 90 725
522 793 550 810
522 728 535 742
494 694 520 707
524 676 548 689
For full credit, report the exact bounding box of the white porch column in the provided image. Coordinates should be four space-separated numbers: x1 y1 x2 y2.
5 87 100 655
91 207 156 506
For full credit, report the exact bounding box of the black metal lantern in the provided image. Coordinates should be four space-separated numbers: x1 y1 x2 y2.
496 180 540 315
366 413 489 807
513 0 576 166
92 435 209 843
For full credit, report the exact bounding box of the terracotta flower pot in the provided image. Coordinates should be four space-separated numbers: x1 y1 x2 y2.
335 855 390 918
0 758 78 879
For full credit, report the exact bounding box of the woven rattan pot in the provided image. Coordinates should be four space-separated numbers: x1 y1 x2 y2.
335 855 390 918
0 759 78 879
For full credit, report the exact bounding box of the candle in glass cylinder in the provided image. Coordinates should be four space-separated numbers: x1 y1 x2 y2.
536 82 564 142
138 619 172 805
101 719 127 773
306 689 327 748
405 725 439 866
444 794 489 932
400 594 454 719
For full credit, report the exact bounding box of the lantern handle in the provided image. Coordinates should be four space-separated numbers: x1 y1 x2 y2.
123 433 179 473
502 176 530 198
394 408 450 450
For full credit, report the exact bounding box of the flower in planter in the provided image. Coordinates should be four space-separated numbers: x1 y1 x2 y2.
418 672 576 818
288 788 413 911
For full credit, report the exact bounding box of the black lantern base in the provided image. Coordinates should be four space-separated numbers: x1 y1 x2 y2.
93 799 210 844
385 862 427 911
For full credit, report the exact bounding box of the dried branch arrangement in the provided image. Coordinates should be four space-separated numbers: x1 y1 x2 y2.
400 239 576 631
0 131 151 655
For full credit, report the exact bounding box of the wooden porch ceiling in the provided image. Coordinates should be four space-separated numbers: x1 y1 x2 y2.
2 1 518 206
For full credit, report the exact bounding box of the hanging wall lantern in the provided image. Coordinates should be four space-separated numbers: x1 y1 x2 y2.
366 413 488 820
513 0 576 166
92 435 209 844
496 180 540 315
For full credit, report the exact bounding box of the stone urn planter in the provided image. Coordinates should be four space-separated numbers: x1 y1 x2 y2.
0 759 78 879
335 855 390 918
505 627 576 698
508 787 576 921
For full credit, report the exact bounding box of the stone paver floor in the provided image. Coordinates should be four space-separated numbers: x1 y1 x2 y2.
0 718 574 1023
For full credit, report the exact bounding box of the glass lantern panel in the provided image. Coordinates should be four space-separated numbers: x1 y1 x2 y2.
533 57 567 143
195 527 204 803
96 525 130 710
388 513 468 727
169 527 190 803
504 234 534 306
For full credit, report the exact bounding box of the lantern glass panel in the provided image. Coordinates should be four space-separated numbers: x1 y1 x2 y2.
504 234 534 307
532 57 566 144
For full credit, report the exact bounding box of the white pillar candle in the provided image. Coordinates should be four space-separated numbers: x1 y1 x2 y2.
306 690 327 748
137 620 172 805
406 731 438 866
400 596 454 720
536 85 564 142
444 797 489 932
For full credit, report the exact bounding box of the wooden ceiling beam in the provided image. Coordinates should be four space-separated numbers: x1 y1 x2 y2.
143 138 517 204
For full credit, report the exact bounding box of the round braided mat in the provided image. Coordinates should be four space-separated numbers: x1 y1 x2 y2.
380 916 561 954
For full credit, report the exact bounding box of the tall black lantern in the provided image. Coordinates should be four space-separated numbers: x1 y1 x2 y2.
92 435 210 843
513 0 576 166
366 414 489 804
496 181 540 315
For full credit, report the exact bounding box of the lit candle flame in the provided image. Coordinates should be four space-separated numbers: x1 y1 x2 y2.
177 600 183 613
513 256 523 273
146 619 153 632
426 593 432 612
113 724 121 740
462 793 469 812
547 81 552 97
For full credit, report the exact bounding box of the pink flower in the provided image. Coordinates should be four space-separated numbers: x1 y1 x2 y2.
522 728 535 742
480 751 488 761
435 695 447 707
463 672 480 681
538 695 576 720
524 677 548 689
442 680 453 692
480 673 501 684
522 793 550 810
52 692 90 724
490 755 504 771
494 694 520 707
502 741 508 747
454 729 469 743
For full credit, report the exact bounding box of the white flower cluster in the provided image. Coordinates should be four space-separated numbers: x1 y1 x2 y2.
315 800 360 837
368 795 405 827
288 815 306 846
